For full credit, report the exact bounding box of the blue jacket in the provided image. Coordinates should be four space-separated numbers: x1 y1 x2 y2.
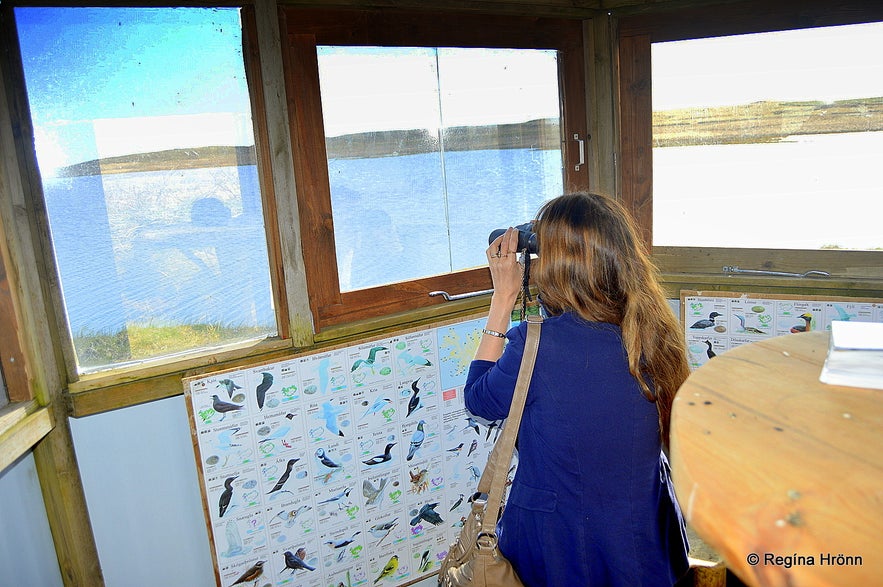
464 312 689 586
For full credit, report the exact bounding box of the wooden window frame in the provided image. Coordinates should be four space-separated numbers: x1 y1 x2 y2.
8 4 295 396
618 0 883 292
280 7 589 332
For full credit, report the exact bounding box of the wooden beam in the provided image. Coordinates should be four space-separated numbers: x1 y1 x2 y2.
0 403 51 474
0 6 104 585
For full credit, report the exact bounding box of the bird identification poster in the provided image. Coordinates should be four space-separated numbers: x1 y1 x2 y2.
681 290 883 370
184 314 509 587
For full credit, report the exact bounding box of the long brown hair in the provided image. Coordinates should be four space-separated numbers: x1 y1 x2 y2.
533 193 689 446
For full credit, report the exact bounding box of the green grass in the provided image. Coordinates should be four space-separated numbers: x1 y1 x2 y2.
74 323 272 369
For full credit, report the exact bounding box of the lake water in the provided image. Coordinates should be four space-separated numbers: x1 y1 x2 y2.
41 133 879 342
42 148 561 338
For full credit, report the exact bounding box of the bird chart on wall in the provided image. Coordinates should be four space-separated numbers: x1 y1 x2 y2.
184 313 511 587
681 290 883 370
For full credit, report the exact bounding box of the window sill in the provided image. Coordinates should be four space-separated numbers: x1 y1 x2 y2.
67 336 296 417
661 273 883 300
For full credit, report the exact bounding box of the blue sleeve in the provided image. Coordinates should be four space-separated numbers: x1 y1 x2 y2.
463 322 528 421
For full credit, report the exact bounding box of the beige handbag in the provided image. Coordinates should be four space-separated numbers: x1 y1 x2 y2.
438 315 542 587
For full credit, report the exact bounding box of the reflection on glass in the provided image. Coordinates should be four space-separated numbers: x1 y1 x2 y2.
317 46 563 291
652 22 883 250
16 7 276 372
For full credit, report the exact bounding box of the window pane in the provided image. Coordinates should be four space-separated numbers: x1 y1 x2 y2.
317 47 562 291
16 7 276 372
652 22 883 250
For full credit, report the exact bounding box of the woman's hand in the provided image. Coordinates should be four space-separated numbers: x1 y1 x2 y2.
486 227 523 304
474 227 524 362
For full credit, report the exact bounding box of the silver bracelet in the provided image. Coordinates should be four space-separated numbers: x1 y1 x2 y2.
482 328 506 339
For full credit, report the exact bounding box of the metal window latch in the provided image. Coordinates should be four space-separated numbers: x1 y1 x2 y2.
429 289 494 302
722 266 830 278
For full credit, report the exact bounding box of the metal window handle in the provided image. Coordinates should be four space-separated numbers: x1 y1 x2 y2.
573 133 585 171
722 266 830 278
429 289 494 302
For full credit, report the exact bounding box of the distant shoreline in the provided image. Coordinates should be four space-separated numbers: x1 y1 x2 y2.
57 97 883 177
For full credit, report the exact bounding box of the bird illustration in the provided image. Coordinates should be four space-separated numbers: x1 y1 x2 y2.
406 420 425 461
466 464 482 482
258 424 291 444
417 548 432 573
690 312 723 329
266 458 299 496
734 314 766 334
485 421 501 442
219 475 238 517
325 531 361 550
275 504 311 528
255 372 273 410
410 502 443 526
406 379 422 417
212 395 244 421
466 439 478 458
704 340 716 359
368 519 398 545
374 555 399 584
790 312 813 333
419 549 432 573
317 402 346 437
362 477 388 505
230 560 265 587
398 351 432 371
447 442 464 455
221 519 246 557
450 493 464 511
317 486 353 509
352 346 387 372
832 304 856 321
361 397 392 420
281 548 315 573
316 447 343 470
462 417 480 435
363 443 397 466
218 378 242 399
215 427 242 451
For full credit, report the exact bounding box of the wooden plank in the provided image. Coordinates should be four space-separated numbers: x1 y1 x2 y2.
671 332 883 585
33 420 105 587
655 246 883 280
616 32 653 246
0 403 50 474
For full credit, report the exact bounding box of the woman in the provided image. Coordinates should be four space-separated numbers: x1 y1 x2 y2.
464 193 690 586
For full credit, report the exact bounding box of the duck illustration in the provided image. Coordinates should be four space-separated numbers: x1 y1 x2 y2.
734 314 766 335
704 340 716 359
790 312 813 333
690 312 722 329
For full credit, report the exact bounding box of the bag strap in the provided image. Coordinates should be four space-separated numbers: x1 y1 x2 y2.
476 314 543 535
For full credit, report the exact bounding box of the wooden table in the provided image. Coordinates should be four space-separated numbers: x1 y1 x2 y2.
671 331 882 587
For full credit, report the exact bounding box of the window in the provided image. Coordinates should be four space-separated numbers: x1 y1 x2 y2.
618 0 883 280
283 8 588 330
15 6 280 373
652 23 882 251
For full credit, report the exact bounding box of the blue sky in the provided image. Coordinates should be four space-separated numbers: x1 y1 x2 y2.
15 6 253 169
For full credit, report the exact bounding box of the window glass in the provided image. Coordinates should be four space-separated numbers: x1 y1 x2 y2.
317 46 563 291
651 21 883 250
15 7 276 372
